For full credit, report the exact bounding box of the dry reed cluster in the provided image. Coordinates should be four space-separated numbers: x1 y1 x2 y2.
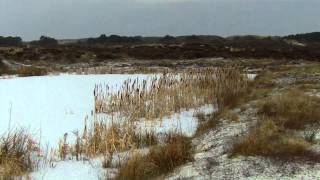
94 68 249 122
0 129 38 178
57 117 158 161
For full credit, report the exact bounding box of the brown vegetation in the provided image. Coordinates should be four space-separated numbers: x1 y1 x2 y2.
0 129 38 178
94 68 249 122
16 66 48 77
116 134 192 180
195 110 221 136
58 118 159 160
231 88 320 160
258 90 320 130
231 119 313 159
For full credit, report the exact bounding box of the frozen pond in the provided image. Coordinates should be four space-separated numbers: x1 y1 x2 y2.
0 74 150 147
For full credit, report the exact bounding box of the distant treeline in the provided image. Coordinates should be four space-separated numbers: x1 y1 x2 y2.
0 36 22 46
30 36 58 46
284 32 320 43
81 34 225 45
85 34 143 44
2 32 320 46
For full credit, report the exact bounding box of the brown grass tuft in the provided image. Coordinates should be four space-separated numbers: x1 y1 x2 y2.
231 119 313 159
0 129 38 178
258 90 320 129
116 134 192 180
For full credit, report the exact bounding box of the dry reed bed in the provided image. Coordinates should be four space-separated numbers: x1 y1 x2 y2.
94 68 249 122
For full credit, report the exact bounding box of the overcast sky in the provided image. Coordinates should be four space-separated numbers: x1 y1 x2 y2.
0 0 319 40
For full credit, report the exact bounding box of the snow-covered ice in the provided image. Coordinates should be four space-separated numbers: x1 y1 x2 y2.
0 74 149 148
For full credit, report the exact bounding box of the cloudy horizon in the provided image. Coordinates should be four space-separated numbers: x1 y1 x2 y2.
1 0 320 41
